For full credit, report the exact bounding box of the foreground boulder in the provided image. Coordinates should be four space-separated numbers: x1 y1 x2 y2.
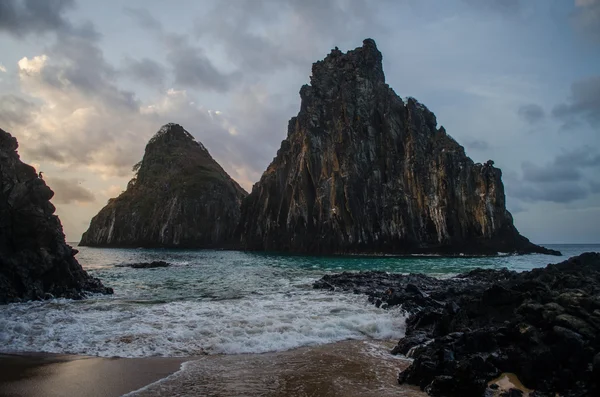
0 128 112 304
314 253 600 396
80 123 247 248
239 39 558 256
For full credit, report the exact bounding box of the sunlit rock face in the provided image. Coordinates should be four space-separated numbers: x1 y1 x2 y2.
80 123 247 248
0 128 112 303
238 39 557 256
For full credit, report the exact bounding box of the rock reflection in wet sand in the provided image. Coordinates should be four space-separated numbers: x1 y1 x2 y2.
129 340 426 397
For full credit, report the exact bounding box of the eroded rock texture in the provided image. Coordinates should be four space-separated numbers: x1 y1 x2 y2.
314 253 600 397
0 128 112 303
80 123 247 248
239 39 557 255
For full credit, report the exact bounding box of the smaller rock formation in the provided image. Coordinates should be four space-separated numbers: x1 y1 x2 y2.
115 261 171 269
80 123 247 248
314 252 600 396
0 128 112 304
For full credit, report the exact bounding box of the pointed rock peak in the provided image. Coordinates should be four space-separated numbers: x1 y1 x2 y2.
309 38 384 95
149 123 197 146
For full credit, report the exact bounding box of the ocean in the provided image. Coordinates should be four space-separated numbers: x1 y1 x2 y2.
0 244 597 395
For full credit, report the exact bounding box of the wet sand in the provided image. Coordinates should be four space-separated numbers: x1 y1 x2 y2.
0 353 187 397
0 340 426 397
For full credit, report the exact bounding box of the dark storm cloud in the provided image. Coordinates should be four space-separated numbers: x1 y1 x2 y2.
553 75 600 127
521 161 582 183
0 0 98 38
521 147 600 184
0 95 37 129
591 181 600 194
124 57 166 88
511 182 589 204
46 177 95 204
508 147 600 204
518 103 545 124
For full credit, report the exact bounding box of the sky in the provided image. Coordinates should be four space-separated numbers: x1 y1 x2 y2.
0 0 598 244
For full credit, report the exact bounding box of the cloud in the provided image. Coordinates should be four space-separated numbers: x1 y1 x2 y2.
0 63 6 72
0 0 97 39
0 94 37 130
518 103 545 124
165 33 238 92
552 75 600 127
46 177 96 204
591 180 600 193
464 138 489 150
508 147 600 203
511 182 589 203
572 0 600 42
462 0 522 15
192 0 379 75
124 57 166 88
123 7 163 32
521 161 581 183
124 7 237 92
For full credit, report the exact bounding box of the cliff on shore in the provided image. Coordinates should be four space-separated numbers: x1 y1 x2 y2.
0 128 112 303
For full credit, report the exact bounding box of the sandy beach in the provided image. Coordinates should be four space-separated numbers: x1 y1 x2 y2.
0 353 187 397
0 340 426 397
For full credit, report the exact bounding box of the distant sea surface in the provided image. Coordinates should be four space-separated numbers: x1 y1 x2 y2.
0 244 597 359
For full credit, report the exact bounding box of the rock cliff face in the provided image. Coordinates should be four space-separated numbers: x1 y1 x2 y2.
80 123 247 248
239 39 557 255
0 128 112 304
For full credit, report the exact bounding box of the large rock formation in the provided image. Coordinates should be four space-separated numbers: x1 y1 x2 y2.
238 39 557 256
0 128 112 304
80 123 247 248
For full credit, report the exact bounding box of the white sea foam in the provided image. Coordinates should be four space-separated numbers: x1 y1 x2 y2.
0 289 406 358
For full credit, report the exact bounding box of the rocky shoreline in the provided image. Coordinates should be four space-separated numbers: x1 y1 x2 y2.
314 252 600 396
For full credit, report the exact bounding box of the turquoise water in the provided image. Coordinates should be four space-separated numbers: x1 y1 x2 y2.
0 244 597 358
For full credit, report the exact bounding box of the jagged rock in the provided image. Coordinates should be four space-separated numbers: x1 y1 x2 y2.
238 39 559 256
80 123 247 248
115 261 171 269
314 252 600 396
0 128 112 304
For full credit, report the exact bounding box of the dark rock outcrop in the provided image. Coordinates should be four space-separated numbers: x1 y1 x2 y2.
115 261 171 269
238 39 557 256
80 123 247 248
314 252 600 396
0 128 112 304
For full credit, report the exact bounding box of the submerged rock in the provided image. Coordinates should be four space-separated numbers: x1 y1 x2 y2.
0 128 112 304
115 261 171 269
238 39 558 256
315 252 600 396
80 123 247 248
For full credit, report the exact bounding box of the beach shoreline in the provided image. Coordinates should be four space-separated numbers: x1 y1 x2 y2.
0 340 425 397
0 352 188 397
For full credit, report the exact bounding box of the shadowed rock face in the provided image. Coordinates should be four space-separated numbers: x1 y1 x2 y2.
238 39 557 256
0 128 112 304
80 123 247 248
314 252 600 396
